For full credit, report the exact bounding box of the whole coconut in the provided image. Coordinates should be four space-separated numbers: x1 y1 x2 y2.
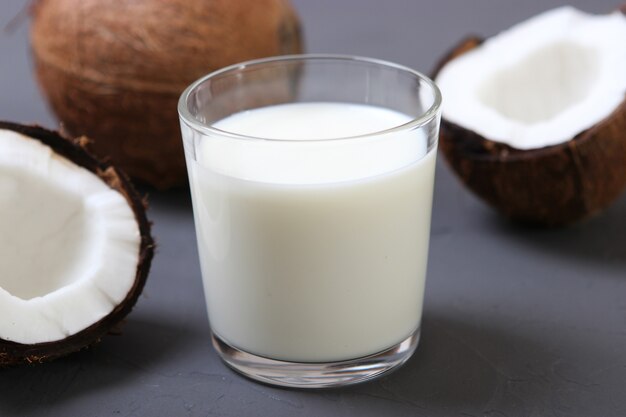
31 0 303 189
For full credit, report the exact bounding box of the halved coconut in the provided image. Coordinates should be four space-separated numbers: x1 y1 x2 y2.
434 6 626 226
0 122 153 366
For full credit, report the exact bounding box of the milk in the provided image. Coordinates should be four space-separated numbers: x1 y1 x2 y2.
186 102 436 362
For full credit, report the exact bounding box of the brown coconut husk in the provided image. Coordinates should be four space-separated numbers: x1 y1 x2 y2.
0 122 154 366
30 0 303 189
433 36 626 226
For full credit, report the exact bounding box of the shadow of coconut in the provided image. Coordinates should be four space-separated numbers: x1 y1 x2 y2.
139 186 193 213
484 193 626 268
434 153 626 269
0 314 205 415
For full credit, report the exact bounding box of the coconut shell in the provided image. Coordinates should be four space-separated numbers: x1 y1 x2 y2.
433 36 626 226
0 122 154 366
31 0 303 189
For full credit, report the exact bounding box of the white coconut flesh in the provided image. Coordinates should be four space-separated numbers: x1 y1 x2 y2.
436 6 626 150
0 129 140 344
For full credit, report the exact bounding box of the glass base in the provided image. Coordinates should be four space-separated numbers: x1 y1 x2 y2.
211 328 420 388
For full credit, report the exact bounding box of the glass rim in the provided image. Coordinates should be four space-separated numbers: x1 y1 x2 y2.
177 54 442 143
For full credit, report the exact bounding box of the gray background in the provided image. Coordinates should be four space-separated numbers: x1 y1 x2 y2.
1 1 625 416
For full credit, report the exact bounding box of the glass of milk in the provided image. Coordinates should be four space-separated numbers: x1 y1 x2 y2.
178 55 441 388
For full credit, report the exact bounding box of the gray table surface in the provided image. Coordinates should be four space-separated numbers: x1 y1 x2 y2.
2 1 625 416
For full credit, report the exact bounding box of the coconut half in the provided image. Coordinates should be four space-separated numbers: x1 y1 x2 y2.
434 6 626 226
0 122 153 366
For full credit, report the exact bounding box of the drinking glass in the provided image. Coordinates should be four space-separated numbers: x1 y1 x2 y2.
178 55 442 388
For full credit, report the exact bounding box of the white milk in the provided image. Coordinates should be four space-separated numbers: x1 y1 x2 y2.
187 102 436 362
